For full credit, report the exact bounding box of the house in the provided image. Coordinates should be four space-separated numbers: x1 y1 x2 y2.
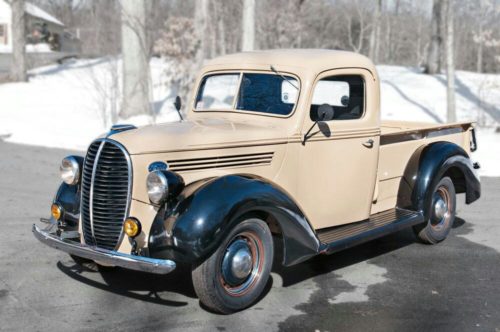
0 0 74 52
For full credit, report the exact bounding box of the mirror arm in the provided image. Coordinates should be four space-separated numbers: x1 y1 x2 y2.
302 121 319 145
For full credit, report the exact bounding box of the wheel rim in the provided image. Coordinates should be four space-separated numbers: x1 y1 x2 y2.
220 231 264 297
431 186 452 231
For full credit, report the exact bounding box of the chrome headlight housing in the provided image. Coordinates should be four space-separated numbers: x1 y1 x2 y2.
147 170 169 205
146 168 185 205
60 156 81 185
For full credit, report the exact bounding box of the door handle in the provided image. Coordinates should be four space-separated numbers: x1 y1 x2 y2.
362 139 374 148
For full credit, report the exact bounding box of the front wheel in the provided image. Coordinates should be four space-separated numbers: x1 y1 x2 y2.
192 218 274 314
413 176 456 244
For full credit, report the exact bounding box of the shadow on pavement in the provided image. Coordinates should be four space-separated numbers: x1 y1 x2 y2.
57 261 195 307
55 218 469 310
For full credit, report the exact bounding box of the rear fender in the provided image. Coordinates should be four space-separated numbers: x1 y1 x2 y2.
399 142 481 219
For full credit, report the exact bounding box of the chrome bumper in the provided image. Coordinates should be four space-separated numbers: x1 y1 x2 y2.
32 223 176 275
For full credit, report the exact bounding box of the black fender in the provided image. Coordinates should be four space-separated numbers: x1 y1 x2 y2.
399 141 480 219
53 182 80 228
148 174 320 266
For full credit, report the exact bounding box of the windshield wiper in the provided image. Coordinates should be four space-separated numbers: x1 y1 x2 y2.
270 65 299 90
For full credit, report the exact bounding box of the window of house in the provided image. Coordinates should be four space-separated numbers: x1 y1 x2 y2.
0 24 6 43
310 75 365 121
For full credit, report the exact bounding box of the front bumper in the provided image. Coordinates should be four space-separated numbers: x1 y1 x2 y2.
32 223 176 275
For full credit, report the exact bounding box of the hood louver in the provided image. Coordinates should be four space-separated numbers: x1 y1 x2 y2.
167 152 274 172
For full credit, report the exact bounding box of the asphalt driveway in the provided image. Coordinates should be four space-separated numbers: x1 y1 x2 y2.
0 141 499 331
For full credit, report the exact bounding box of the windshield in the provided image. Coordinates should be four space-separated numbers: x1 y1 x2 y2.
195 72 299 116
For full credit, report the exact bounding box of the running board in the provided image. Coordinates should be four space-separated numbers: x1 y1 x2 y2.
317 208 424 255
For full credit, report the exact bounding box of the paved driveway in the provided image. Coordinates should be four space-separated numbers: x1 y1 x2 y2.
0 141 499 331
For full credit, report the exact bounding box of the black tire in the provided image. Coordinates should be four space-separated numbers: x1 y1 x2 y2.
413 176 456 244
192 218 274 314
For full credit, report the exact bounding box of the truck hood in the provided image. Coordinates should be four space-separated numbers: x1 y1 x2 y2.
109 118 288 155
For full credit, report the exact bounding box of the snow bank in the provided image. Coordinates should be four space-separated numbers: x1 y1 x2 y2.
378 66 500 177
0 43 54 53
0 59 498 175
0 57 179 150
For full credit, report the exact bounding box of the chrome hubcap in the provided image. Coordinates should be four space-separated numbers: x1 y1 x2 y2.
431 186 451 230
231 247 253 279
221 239 254 287
434 196 448 220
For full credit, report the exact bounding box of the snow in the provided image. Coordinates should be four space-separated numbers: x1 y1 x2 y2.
0 43 53 53
379 66 500 176
0 59 498 176
0 57 179 151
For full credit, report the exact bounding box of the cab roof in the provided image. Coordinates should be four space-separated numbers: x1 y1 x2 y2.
205 49 377 76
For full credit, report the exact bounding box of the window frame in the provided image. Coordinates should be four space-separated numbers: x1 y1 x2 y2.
309 74 367 122
193 70 302 119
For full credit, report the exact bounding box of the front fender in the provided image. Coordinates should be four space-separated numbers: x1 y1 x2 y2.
148 175 320 266
53 182 80 228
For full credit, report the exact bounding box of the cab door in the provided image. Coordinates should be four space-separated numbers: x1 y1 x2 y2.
297 68 380 230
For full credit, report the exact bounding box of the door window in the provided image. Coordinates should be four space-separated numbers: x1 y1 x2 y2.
310 75 365 121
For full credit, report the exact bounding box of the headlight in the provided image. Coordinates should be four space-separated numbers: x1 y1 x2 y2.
147 170 169 205
60 156 81 185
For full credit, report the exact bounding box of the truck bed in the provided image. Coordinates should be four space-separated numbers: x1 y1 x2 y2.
381 120 473 137
372 120 475 215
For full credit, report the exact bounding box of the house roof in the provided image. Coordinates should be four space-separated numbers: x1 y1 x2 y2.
25 2 64 26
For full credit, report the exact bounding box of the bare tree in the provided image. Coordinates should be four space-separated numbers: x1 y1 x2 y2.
9 0 27 82
242 0 256 51
120 0 151 119
195 0 209 63
445 0 456 122
345 0 370 53
425 0 443 74
368 0 382 62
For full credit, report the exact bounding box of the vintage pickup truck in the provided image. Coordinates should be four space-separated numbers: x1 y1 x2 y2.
33 49 481 313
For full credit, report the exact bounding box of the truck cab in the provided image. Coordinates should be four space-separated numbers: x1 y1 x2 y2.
34 49 481 314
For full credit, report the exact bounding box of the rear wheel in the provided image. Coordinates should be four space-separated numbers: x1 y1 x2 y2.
192 218 273 314
414 176 456 244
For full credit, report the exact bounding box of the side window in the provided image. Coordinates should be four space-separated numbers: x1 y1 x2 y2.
310 75 365 121
195 74 240 110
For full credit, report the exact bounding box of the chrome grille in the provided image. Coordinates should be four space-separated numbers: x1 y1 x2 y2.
81 139 132 250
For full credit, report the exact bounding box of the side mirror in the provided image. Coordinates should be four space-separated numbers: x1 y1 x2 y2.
341 95 349 106
315 103 335 122
174 96 182 112
303 104 334 145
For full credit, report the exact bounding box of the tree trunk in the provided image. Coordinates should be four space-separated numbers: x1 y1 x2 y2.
368 0 382 62
476 23 483 73
120 0 151 119
241 0 255 51
425 0 443 74
195 0 209 62
10 0 27 82
445 0 456 122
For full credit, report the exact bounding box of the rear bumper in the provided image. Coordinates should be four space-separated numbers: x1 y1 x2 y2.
32 223 176 275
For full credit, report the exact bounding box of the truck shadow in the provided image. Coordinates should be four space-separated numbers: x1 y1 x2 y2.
272 217 468 288
56 218 468 309
56 261 196 307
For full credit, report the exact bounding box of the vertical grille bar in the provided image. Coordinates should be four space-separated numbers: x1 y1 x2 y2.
80 139 132 250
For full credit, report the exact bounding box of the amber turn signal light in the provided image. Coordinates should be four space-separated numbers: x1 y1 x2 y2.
124 218 141 238
51 203 63 221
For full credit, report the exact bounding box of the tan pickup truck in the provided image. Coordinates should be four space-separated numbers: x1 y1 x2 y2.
34 49 481 313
